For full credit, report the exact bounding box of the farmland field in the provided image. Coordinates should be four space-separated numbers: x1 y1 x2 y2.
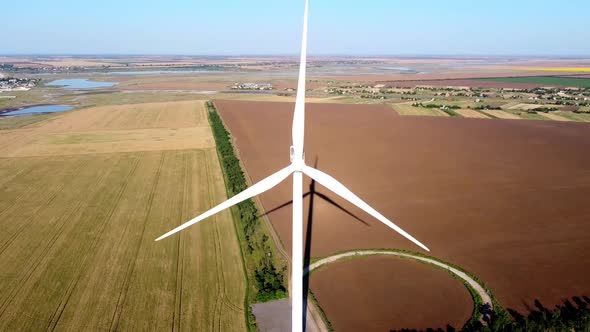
480 109 521 119
0 114 57 130
507 110 547 121
216 99 590 329
392 103 449 117
477 76 590 88
0 101 247 331
506 103 556 111
537 112 571 122
310 256 473 331
455 109 490 119
554 111 590 122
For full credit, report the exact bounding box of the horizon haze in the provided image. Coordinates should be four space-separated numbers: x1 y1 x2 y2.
2 0 590 56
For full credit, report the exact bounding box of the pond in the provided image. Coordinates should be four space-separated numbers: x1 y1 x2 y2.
1 105 73 117
46 79 118 89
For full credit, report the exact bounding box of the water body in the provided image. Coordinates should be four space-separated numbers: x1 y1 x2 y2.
1 105 73 117
378 66 420 73
46 79 118 89
107 70 215 75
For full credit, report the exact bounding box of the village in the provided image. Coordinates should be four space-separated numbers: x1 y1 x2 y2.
231 82 273 90
0 77 38 92
326 82 590 112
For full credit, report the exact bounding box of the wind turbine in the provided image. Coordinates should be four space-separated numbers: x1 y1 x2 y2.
156 0 430 331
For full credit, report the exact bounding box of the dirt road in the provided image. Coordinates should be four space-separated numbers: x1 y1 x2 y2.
307 250 492 323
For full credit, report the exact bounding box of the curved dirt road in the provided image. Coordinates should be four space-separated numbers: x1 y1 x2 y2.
306 250 492 324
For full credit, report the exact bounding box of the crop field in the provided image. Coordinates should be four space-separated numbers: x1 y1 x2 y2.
0 101 215 158
39 101 207 131
0 101 247 331
555 108 590 122
311 256 473 331
554 111 590 122
117 77 230 92
0 114 56 130
480 109 521 119
507 110 547 121
477 76 590 88
455 109 490 119
216 99 590 329
392 103 448 117
537 112 571 122
506 103 552 111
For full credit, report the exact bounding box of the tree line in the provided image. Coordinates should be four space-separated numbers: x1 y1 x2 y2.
391 296 590 332
206 102 287 304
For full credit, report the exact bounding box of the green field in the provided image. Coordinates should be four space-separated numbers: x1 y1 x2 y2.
478 76 590 88
0 101 247 331
554 110 590 122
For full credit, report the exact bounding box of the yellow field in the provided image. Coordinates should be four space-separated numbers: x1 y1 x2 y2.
553 110 590 122
0 101 214 157
507 103 543 111
0 101 247 331
506 103 565 111
480 110 521 120
538 112 571 122
455 109 490 119
392 104 449 117
39 101 206 131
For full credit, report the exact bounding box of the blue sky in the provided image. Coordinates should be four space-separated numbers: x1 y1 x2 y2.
2 0 589 56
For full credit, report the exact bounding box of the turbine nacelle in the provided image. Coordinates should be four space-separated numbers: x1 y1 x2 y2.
290 145 306 171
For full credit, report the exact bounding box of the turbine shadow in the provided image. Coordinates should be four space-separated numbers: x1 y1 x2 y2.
305 157 368 330
256 157 369 330
257 175 369 227
302 171 316 331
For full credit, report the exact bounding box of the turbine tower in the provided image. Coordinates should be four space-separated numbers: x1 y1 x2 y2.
156 1 430 330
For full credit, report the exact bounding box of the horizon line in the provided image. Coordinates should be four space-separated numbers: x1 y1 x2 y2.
2 53 590 59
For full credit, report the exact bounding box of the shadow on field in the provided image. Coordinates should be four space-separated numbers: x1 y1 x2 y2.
258 156 369 330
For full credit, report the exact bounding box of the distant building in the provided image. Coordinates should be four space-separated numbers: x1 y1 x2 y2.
231 82 273 90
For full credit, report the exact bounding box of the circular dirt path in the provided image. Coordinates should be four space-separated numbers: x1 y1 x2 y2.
306 250 493 325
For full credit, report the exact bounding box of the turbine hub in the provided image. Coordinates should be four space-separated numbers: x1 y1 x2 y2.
290 145 305 171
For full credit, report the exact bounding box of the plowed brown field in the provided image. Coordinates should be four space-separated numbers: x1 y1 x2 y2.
215 99 590 328
310 256 473 331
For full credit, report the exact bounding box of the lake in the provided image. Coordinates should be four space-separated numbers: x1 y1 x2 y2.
46 79 118 89
1 105 73 117
107 70 214 75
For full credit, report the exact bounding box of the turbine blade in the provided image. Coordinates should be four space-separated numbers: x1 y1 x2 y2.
303 166 430 252
291 0 309 160
155 165 294 241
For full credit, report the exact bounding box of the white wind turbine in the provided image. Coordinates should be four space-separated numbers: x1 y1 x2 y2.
156 1 430 331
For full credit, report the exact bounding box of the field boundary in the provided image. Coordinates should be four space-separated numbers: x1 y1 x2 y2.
206 101 289 331
306 249 503 330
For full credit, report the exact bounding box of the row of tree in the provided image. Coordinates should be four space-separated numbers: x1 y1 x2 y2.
392 296 590 332
206 102 287 302
412 102 462 109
